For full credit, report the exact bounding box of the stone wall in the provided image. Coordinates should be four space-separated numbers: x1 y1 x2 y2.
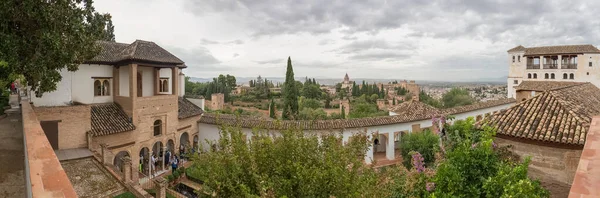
33 105 91 149
495 135 582 197
210 93 224 110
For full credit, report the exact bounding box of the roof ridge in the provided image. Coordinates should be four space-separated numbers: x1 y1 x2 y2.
548 82 588 91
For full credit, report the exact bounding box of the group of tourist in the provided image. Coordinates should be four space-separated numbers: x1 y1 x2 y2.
139 149 188 176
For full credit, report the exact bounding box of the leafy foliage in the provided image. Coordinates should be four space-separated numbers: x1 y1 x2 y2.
0 0 115 95
185 75 236 102
441 88 475 108
348 94 388 118
419 91 442 108
400 130 439 169
188 125 390 197
282 57 299 119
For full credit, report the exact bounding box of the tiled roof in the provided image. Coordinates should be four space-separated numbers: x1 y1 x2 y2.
87 40 184 65
90 103 135 137
441 98 516 115
507 45 526 52
388 100 440 115
514 81 584 91
179 97 204 119
521 44 600 56
199 98 514 130
488 83 600 145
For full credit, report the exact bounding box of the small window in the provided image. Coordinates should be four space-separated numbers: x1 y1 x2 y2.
587 72 590 75
551 73 555 79
570 73 574 79
544 73 549 79
518 56 521 62
513 80 518 84
153 120 162 136
527 73 532 79
94 79 110 96
533 73 537 79
590 62 593 67
159 78 169 92
512 56 515 63
563 73 568 79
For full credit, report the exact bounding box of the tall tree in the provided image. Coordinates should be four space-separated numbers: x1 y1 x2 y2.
269 99 276 119
341 105 346 119
0 0 115 96
282 57 299 120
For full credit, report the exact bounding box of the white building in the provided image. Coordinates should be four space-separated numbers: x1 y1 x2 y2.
507 44 600 98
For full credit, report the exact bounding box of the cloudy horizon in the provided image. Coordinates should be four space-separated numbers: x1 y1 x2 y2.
94 0 600 81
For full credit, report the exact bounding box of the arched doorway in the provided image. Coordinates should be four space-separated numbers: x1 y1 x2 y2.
139 147 150 176
137 72 142 97
180 132 189 155
152 141 164 172
113 151 130 174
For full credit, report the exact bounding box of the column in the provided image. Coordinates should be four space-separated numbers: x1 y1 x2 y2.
154 177 167 198
129 64 138 98
558 55 562 68
154 68 160 95
87 132 93 150
132 154 140 183
172 67 179 96
364 133 374 164
540 56 544 69
149 149 153 177
113 67 120 96
386 133 395 160
162 146 167 171
122 156 132 183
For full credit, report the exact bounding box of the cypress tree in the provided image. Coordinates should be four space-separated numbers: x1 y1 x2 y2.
341 105 346 119
269 99 276 118
282 57 299 120
393 98 396 105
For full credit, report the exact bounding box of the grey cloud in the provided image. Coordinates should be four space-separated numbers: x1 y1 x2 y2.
254 58 284 65
184 0 600 45
233 53 240 57
318 39 335 45
167 46 221 69
200 38 219 45
200 38 245 45
347 52 411 61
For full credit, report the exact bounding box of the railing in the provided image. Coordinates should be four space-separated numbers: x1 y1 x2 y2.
543 64 558 69
561 64 577 69
526 64 540 69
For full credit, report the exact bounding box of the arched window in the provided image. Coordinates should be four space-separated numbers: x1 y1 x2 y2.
570 73 574 79
527 73 532 79
551 73 555 79
512 56 515 62
159 78 169 92
518 56 521 62
94 80 102 96
102 80 110 96
533 73 537 79
563 73 568 79
544 73 549 79
153 120 162 136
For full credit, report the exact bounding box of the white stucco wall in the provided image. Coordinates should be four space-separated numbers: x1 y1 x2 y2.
186 98 205 110
30 69 73 107
179 73 185 97
159 68 172 95
71 64 113 104
138 66 154 97
119 66 130 97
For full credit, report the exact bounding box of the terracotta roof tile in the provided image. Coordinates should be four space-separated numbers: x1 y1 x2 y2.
179 97 204 119
514 81 584 91
90 103 135 137
442 98 516 115
488 83 600 145
507 45 526 52
87 40 184 65
520 44 600 56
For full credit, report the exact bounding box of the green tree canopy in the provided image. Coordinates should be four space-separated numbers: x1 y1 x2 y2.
442 88 475 108
0 0 115 96
282 57 299 120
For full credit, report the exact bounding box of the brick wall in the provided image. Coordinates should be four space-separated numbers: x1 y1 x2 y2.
495 136 582 197
34 105 91 149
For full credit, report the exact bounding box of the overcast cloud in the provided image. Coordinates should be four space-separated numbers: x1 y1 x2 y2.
94 0 600 81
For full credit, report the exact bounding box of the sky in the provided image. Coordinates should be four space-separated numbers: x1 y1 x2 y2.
94 0 600 81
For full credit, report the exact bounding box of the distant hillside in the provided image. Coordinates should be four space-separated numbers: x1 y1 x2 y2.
188 76 508 86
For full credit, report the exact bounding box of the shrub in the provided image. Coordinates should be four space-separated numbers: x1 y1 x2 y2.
400 130 439 169
167 175 174 182
173 171 180 179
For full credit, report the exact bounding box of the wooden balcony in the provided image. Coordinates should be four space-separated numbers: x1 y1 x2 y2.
561 64 577 69
527 64 540 69
543 64 558 69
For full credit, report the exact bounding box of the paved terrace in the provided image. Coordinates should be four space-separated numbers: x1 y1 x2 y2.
0 94 25 197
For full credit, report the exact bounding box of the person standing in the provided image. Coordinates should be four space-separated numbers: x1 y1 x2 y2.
10 82 15 94
151 154 156 176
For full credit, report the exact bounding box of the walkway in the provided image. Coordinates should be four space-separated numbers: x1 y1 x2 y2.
55 148 93 161
0 94 25 197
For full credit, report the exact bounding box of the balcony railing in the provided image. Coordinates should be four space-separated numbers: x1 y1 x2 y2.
543 64 558 69
526 64 540 69
561 64 577 69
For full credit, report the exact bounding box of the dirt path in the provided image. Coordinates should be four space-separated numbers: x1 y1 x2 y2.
0 94 25 197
